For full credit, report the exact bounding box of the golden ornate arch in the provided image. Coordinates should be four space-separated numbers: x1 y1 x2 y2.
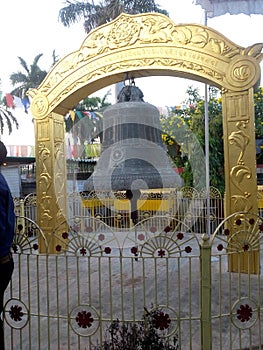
28 13 263 269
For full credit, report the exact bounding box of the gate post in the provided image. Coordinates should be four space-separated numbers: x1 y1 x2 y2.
200 233 212 350
32 110 68 253
222 88 259 273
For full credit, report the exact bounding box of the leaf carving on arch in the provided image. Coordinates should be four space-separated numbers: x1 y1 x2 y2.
229 130 250 165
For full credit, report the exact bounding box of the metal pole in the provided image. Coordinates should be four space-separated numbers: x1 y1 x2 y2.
200 234 212 349
204 11 211 235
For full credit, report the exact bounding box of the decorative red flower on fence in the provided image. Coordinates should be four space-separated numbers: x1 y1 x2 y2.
177 232 184 240
62 232 68 239
217 244 224 251
72 224 80 232
98 234 105 241
138 233 145 241
164 226 171 233
131 246 138 255
259 223 263 232
76 310 94 328
158 249 166 258
243 244 250 251
185 246 192 253
86 226 93 233
33 243 39 251
237 304 252 323
249 218 255 225
152 310 171 330
104 247 111 254
9 305 24 322
79 247 87 256
27 229 33 237
56 245 62 252
224 228 230 236
235 219 242 226
150 226 157 233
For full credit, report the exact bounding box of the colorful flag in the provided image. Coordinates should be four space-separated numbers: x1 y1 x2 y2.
69 110 75 122
22 97 30 113
5 93 14 108
13 96 24 109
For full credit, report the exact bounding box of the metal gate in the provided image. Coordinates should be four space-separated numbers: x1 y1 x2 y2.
3 213 263 349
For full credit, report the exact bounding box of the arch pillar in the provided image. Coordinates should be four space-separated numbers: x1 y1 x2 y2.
223 88 258 215
34 111 68 253
222 88 259 273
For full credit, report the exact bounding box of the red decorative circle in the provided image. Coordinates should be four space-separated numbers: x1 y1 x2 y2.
104 247 111 254
177 232 184 240
217 244 224 251
185 246 192 254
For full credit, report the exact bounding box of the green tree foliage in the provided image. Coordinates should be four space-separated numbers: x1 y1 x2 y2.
9 54 48 99
161 85 263 193
254 87 263 164
161 86 224 193
0 104 19 135
59 0 168 33
254 87 263 137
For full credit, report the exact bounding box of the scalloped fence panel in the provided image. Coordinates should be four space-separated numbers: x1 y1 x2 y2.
3 213 263 349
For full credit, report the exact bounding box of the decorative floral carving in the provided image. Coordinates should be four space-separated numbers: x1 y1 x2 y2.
227 57 258 89
30 94 49 119
237 304 252 322
70 305 99 336
158 249 166 257
108 16 140 48
229 130 250 165
231 297 258 329
3 299 29 330
233 64 250 81
9 305 24 322
141 16 174 43
152 310 171 330
38 143 52 225
76 310 94 328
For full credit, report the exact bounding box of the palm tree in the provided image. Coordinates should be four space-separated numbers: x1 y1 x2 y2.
0 105 19 135
0 81 18 135
59 0 168 33
9 54 47 99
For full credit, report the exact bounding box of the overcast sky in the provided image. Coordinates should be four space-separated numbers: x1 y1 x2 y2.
0 0 262 107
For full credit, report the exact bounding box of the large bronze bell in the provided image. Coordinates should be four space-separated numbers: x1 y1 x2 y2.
84 84 183 192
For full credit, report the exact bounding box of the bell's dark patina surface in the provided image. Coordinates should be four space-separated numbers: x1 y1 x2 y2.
84 85 183 192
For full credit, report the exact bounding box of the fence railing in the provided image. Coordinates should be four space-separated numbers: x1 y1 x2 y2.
4 211 263 349
13 186 226 234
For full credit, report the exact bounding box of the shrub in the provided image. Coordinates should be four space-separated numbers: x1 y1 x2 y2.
92 307 179 350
